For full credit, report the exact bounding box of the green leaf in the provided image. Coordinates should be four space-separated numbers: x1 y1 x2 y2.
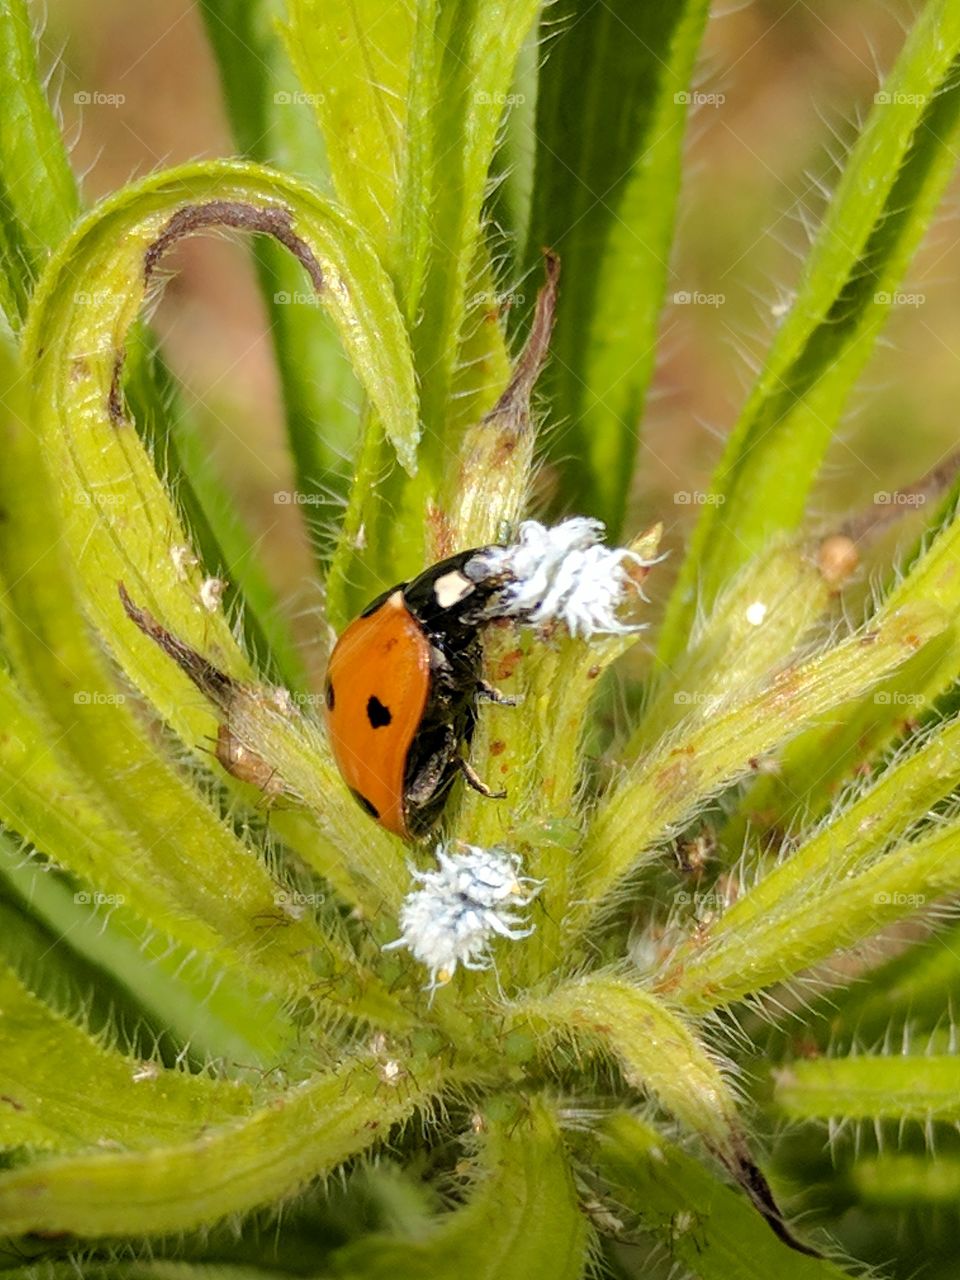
284 0 416 277
851 1154 960 1207
0 664 324 1008
0 831 295 1066
0 339 388 1007
0 1 305 692
658 0 960 665
17 160 417 919
200 0 362 553
577 599 947 929
525 0 710 532
306 0 538 619
0 965 252 1154
721 502 960 846
200 0 324 173
411 0 540 431
667 709 960 1008
597 1113 842 1280
514 973 814 1252
518 975 749 1175
625 537 834 759
0 0 79 328
669 811 960 1013
826 920 960 1042
330 1097 589 1279
0 1055 442 1237
773 1054 960 1122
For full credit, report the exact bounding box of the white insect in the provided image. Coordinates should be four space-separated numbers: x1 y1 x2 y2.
385 844 542 991
467 517 658 639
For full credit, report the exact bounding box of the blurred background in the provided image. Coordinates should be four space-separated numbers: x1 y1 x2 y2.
34 0 960 644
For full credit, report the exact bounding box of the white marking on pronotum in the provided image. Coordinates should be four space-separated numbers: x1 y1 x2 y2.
433 569 475 609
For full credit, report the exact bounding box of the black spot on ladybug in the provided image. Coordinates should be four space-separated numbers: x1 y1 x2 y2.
366 695 392 728
325 680 335 711
351 789 380 820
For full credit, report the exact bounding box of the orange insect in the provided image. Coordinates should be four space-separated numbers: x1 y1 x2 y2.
323 551 511 838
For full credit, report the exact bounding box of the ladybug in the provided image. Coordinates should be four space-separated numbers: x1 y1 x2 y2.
323 550 511 838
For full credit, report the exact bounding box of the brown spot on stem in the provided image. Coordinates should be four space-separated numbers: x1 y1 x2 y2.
117 582 235 706
108 347 128 426
494 648 524 681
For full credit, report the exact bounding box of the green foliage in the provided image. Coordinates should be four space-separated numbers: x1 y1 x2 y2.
525 0 710 533
0 0 78 327
596 1114 849 1280
0 1 959 1277
658 0 960 663
330 1099 590 1279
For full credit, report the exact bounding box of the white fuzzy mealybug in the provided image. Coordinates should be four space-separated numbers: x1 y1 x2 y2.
466 517 658 639
385 844 541 991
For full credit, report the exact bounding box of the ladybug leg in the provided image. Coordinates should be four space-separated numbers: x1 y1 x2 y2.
456 754 507 801
476 679 522 706
405 749 449 807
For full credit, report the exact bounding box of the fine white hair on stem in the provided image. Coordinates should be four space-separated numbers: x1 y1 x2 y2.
385 844 542 992
467 517 662 639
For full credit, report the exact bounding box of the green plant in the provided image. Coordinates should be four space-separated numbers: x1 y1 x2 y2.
1 0 960 1276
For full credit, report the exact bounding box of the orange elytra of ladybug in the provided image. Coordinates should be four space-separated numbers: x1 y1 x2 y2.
323 590 432 837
